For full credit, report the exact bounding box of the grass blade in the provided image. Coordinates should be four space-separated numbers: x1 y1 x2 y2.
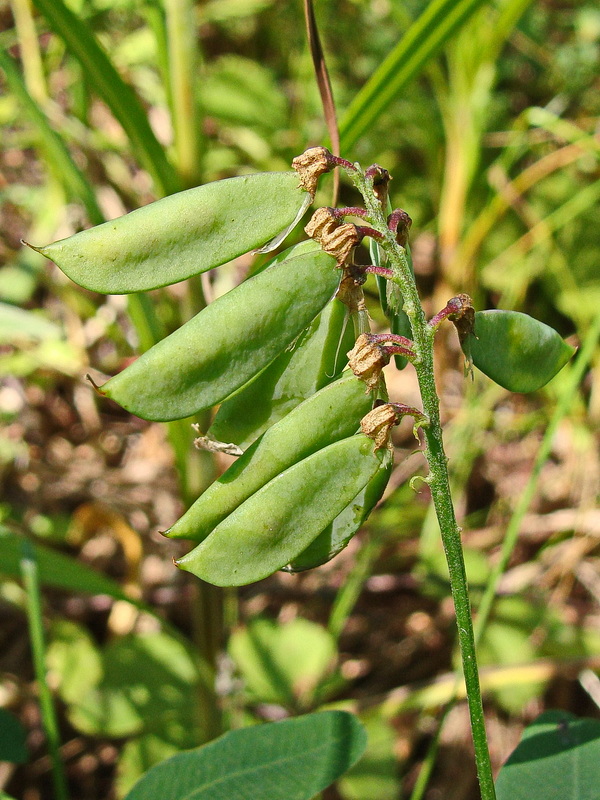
0 47 104 225
339 0 491 154
20 539 69 800
31 0 180 196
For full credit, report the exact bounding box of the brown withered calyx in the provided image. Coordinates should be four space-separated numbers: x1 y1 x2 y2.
348 333 390 392
291 147 333 197
360 404 397 450
447 293 475 347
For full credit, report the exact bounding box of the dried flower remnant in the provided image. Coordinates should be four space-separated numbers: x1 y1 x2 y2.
304 206 340 242
348 333 391 391
365 164 391 210
361 402 427 449
387 209 412 248
192 428 244 457
429 294 475 339
292 146 333 196
305 207 362 267
360 403 398 449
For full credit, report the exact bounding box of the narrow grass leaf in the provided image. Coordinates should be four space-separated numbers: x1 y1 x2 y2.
0 48 104 225
31 0 179 196
339 0 491 154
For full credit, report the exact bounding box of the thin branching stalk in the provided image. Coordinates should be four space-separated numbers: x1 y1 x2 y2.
348 164 496 800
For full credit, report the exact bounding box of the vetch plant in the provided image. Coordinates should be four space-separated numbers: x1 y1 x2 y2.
28 147 575 800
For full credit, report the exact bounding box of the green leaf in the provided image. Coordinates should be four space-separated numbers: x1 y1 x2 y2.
201 55 287 132
339 712 400 800
339 0 491 153
496 711 600 800
100 248 339 421
464 310 575 393
31 0 179 196
117 734 180 800
123 711 367 800
166 374 373 542
30 172 309 294
49 630 201 740
176 435 385 586
0 708 28 764
228 617 337 707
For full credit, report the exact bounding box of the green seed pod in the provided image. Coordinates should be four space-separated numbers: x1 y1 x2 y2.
208 293 356 449
166 373 373 542
284 450 392 572
28 173 309 293
463 310 575 393
176 434 386 587
98 248 339 421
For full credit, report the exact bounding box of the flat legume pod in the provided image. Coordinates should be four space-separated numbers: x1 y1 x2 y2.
284 450 392 572
166 373 373 542
29 173 309 293
176 435 385 587
99 248 339 421
208 293 356 449
464 310 575 393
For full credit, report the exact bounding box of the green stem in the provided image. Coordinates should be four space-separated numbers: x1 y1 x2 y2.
10 0 48 103
20 540 69 800
164 0 202 187
350 165 496 800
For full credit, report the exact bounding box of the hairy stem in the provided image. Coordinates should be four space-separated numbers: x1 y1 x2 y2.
349 165 496 799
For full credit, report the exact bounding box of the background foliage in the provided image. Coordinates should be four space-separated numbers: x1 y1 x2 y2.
1 0 599 798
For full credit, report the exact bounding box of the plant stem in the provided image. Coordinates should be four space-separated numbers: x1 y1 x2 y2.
20 539 69 800
164 0 202 187
10 0 48 103
350 165 496 800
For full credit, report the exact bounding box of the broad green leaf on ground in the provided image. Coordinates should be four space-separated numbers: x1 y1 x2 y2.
29 173 310 293
0 708 27 764
464 310 575 392
116 734 181 800
49 629 201 741
338 712 400 800
124 711 367 800
99 249 339 421
496 711 600 800
228 617 337 708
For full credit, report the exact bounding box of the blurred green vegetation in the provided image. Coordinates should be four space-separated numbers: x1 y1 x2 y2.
1 0 599 798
